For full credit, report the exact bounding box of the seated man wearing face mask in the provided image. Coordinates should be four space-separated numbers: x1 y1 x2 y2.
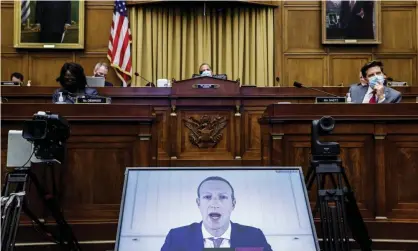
52 62 99 104
192 63 227 80
348 60 402 103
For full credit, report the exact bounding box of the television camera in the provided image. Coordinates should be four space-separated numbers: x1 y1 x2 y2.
1 111 80 251
22 111 70 164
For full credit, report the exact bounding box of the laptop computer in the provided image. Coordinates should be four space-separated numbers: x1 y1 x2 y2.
115 167 320 251
86 77 105 87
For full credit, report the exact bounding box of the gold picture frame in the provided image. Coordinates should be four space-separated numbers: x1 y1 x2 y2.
14 0 85 49
322 0 381 44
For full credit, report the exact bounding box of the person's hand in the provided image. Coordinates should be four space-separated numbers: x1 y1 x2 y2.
357 8 364 18
375 83 385 100
64 24 71 31
32 23 41 32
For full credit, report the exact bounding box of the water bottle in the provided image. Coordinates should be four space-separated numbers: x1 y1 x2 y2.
346 93 352 103
55 92 66 104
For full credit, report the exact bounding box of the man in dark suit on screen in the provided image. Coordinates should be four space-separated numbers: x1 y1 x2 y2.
161 176 272 251
34 1 71 43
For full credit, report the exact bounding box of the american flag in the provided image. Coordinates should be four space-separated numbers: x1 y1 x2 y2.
107 0 132 87
21 0 30 23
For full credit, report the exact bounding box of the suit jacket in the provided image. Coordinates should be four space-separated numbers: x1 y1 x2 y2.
105 81 114 87
161 222 273 251
35 1 71 34
348 83 402 103
52 87 99 104
340 1 374 39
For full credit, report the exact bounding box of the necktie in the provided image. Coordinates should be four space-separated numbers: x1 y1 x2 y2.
369 93 376 103
208 237 224 248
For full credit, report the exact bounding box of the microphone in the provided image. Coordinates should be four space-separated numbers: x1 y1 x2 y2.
134 72 154 86
293 81 340 97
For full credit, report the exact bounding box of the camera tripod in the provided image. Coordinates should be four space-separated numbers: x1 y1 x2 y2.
305 156 372 251
1 164 81 251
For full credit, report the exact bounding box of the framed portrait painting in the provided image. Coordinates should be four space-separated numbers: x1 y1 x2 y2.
322 0 381 44
13 0 85 49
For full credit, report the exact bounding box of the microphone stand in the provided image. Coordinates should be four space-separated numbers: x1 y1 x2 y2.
294 82 341 97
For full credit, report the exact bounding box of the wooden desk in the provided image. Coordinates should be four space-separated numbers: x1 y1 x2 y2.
1 104 156 251
2 85 417 169
1 85 418 249
260 103 418 250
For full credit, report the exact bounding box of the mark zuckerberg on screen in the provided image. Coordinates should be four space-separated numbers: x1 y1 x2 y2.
161 176 273 251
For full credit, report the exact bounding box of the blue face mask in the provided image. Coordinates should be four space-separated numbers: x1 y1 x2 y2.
368 75 384 88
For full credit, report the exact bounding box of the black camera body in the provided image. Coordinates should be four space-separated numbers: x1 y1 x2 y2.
22 111 70 162
311 116 340 157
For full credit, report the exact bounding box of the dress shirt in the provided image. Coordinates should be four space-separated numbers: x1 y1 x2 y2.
202 222 232 248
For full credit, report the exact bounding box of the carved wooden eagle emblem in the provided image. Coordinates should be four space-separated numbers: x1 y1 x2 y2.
183 115 228 148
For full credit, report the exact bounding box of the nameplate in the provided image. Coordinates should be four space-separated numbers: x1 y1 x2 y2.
192 84 219 89
76 97 111 104
1 81 21 86
315 97 346 103
387 81 407 87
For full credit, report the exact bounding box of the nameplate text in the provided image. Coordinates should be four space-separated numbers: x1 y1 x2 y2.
76 97 111 104
315 97 346 103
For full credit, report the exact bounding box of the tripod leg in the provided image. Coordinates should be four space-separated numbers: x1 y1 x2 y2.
27 171 81 251
305 165 316 191
1 172 28 251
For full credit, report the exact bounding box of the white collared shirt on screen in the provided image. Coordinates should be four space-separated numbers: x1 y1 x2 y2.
202 221 232 248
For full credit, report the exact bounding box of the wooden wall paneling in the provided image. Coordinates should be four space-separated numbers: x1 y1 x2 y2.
283 1 320 7
75 53 120 87
283 6 325 53
281 133 375 219
64 135 134 220
29 54 74 86
155 107 171 167
329 54 372 87
241 107 265 161
382 1 418 7
1 53 28 82
385 135 418 219
134 123 155 167
376 6 417 53
374 54 417 85
1 2 14 53
84 4 114 52
283 55 328 86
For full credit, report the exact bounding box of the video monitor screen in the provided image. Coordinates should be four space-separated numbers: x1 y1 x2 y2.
115 167 319 251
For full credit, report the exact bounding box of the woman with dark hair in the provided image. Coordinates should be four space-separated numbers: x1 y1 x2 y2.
52 62 98 104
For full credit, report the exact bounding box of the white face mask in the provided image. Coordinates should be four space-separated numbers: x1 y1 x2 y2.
201 70 212 77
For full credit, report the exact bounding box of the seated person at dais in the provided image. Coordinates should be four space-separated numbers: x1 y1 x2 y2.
192 63 227 80
11 72 24 83
348 60 401 103
52 62 99 104
93 62 113 87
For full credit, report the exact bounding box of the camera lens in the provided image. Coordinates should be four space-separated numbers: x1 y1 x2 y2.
319 116 335 132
